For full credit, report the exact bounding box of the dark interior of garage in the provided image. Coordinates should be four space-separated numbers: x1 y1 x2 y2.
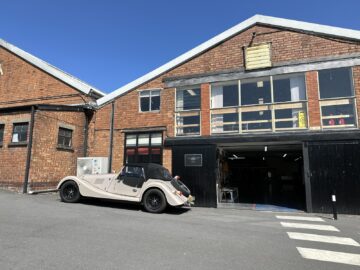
217 144 305 210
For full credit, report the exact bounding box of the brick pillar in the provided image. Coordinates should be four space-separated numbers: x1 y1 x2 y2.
201 83 210 136
306 71 321 129
352 66 360 127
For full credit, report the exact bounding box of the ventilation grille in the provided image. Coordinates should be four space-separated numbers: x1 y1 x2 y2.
245 43 272 70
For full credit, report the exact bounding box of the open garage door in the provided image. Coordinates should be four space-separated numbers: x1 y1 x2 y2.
217 143 306 211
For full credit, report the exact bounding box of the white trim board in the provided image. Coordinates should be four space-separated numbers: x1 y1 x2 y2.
97 14 360 106
0 39 105 97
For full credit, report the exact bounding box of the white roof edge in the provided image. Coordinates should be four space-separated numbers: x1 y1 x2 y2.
0 39 105 97
97 14 360 106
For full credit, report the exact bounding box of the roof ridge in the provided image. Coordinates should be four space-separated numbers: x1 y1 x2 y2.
0 38 105 97
97 14 360 106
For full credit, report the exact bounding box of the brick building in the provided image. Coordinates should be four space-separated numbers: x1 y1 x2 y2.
92 15 360 214
0 39 104 192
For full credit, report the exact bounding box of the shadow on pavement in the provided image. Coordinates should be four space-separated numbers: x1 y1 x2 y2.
79 197 191 215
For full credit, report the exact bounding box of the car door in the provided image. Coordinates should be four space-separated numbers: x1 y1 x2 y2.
108 165 146 197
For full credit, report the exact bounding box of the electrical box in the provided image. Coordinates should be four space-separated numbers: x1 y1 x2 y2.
77 157 109 176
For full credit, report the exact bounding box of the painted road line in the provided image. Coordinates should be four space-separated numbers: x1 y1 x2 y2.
280 222 339 231
276 215 324 222
288 232 360 246
297 247 360 266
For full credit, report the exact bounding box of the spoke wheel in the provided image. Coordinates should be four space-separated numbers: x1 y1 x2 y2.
60 181 81 203
143 189 166 213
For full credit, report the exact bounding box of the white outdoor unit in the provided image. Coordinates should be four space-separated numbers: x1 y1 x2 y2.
77 157 109 176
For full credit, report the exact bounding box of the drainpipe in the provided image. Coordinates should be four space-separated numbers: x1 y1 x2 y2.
23 106 36 193
83 110 90 157
108 102 115 173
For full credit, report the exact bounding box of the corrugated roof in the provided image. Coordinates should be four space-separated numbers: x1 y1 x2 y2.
97 14 360 106
0 39 105 97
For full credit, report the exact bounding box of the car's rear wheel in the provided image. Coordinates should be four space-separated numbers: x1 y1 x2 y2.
143 189 167 213
60 181 81 203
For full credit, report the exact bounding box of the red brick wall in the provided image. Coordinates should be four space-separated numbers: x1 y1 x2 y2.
29 110 86 190
94 24 360 172
0 112 30 190
0 46 98 192
201 84 210 136
352 66 360 127
305 71 321 129
0 47 94 107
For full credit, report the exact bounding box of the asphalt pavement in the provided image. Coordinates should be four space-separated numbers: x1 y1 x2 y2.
0 189 359 270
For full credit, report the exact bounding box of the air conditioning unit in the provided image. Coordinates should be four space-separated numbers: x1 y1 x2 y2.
77 157 109 176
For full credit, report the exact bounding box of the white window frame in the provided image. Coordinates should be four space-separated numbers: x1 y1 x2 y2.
317 67 358 129
138 88 161 112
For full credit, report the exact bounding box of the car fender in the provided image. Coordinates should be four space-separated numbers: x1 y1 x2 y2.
57 176 141 202
140 180 187 206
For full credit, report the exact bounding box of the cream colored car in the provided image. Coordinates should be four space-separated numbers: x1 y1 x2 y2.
57 163 193 213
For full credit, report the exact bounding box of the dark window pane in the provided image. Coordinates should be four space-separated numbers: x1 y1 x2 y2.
242 110 272 131
58 128 72 147
321 103 355 126
151 95 160 111
140 97 150 111
273 75 306 103
223 85 239 107
319 68 353 99
0 124 4 143
177 89 200 110
12 123 28 143
241 78 271 105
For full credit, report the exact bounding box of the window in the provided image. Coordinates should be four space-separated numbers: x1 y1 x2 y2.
209 74 308 134
125 132 162 164
0 124 4 145
176 87 201 136
12 123 28 143
139 89 161 112
318 67 356 128
211 82 238 108
58 127 73 148
176 88 201 110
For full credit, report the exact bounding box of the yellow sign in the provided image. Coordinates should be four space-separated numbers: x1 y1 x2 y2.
298 111 306 128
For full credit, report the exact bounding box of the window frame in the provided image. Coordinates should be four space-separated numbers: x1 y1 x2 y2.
138 89 161 113
317 67 358 129
11 122 29 144
57 127 73 149
0 124 4 146
175 86 202 136
208 73 308 135
124 132 163 165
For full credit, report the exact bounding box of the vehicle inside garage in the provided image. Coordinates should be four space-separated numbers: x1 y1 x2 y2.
217 143 305 211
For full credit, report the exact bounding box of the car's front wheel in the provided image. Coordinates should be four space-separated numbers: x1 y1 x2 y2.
60 181 81 203
143 189 167 213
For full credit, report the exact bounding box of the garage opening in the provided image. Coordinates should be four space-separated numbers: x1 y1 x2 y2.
217 143 305 211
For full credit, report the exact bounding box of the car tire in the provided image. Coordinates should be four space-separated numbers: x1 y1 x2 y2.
143 189 167 213
60 181 81 203
171 179 191 197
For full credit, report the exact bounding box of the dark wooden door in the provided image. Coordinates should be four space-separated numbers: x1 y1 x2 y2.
172 145 217 207
307 140 360 214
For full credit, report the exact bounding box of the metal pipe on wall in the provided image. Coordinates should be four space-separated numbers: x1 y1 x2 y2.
23 106 36 193
108 102 115 173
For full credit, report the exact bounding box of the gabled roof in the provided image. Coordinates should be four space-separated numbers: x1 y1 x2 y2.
0 39 105 97
97 14 360 106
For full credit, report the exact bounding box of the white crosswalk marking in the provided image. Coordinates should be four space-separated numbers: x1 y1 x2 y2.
281 222 339 231
288 232 360 246
297 247 360 266
276 215 324 222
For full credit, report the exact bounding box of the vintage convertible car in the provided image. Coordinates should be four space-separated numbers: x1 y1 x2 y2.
57 163 194 213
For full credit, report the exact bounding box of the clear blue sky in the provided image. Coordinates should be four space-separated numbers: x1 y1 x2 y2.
1 0 360 93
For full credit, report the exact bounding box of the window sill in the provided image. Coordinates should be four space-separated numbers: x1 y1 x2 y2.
139 110 160 113
56 145 74 152
8 142 28 147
